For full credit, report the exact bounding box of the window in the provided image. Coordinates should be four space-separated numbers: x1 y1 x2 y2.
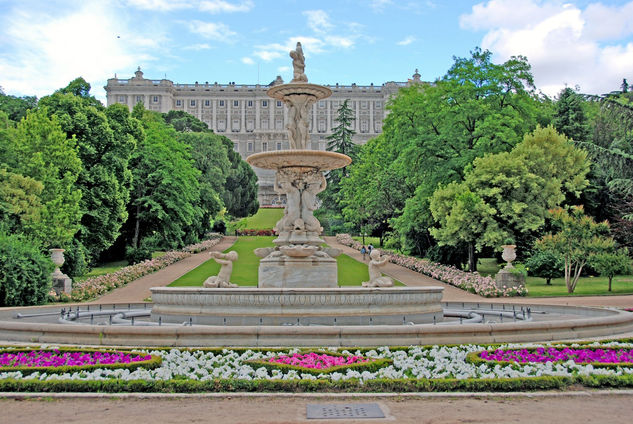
276 100 282 107
261 119 269 130
176 100 182 106
190 100 196 107
136 95 143 104
247 142 253 152
262 100 268 107
248 100 253 107
234 100 239 107
375 101 382 109
318 120 326 133
360 119 368 133
219 100 225 107
118 95 125 102
361 101 368 109
204 100 210 107
153 96 159 103
233 142 238 151
277 142 282 150
246 119 254 132
275 118 283 130
232 118 240 132
318 101 325 108
217 119 226 132
262 142 268 151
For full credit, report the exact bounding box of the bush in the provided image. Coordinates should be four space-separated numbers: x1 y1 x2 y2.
61 239 89 278
0 231 53 306
125 245 153 265
525 250 564 285
212 220 227 235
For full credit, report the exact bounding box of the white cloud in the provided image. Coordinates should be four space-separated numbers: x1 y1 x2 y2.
254 37 326 62
199 0 254 14
277 66 290 73
126 0 195 11
460 0 633 95
187 20 237 42
0 2 159 101
184 43 212 50
370 0 393 12
303 10 333 34
241 57 255 65
397 36 415 46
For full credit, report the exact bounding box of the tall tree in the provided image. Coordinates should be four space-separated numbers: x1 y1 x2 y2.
218 136 258 218
0 91 38 122
553 87 590 143
39 80 138 262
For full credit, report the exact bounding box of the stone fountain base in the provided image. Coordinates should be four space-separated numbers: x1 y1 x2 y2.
258 254 338 288
150 287 444 326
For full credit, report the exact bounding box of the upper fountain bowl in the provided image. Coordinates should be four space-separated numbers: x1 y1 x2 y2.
267 83 332 101
247 150 351 171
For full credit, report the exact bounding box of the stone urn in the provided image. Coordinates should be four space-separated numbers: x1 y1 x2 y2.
501 245 516 269
50 248 66 277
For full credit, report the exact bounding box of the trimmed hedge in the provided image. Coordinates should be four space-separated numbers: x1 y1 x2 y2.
0 348 162 376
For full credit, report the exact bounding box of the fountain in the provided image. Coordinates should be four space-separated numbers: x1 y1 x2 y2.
149 42 445 327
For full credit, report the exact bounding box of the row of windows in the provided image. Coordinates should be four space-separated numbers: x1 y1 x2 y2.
234 141 284 152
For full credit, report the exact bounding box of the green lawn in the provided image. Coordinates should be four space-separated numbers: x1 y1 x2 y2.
230 208 284 231
74 260 128 282
477 257 633 297
169 235 402 287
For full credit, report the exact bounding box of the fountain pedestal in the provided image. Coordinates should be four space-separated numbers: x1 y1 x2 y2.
247 150 351 288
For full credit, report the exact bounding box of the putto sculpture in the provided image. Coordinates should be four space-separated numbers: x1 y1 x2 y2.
362 249 394 287
289 42 307 82
203 251 239 288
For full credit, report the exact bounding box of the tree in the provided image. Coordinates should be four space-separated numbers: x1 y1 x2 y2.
326 99 357 172
525 250 564 285
0 168 43 239
164 110 210 133
1 109 82 247
429 182 499 271
590 249 631 291
218 136 258 218
536 206 614 293
125 105 202 249
553 87 590 143
39 83 138 262
0 92 38 122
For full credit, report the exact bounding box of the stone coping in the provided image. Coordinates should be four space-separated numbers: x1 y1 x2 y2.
0 302 632 347
266 83 332 101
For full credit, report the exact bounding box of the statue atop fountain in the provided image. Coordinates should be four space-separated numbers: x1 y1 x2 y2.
248 42 350 288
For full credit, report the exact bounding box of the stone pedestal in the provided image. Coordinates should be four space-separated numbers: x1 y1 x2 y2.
495 269 525 291
52 276 72 294
258 254 337 288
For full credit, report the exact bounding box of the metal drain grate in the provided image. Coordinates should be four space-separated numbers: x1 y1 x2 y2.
306 403 385 420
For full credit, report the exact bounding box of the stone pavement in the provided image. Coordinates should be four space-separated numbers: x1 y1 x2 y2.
92 236 237 304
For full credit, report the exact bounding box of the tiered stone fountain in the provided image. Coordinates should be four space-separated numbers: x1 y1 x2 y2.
150 43 444 328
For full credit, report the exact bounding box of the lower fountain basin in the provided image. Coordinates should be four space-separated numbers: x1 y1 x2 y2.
150 287 445 326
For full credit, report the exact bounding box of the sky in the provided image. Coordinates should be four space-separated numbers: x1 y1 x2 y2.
1 0 633 103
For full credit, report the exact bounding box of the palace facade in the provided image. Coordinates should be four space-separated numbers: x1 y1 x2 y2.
104 68 422 204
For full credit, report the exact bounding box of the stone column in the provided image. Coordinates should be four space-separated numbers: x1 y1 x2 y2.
369 100 374 134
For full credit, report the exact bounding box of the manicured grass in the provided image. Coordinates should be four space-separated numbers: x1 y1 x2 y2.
169 235 402 287
351 236 381 247
478 257 633 296
231 208 284 230
169 236 275 287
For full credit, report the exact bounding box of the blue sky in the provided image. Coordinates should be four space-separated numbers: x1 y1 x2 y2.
1 0 633 102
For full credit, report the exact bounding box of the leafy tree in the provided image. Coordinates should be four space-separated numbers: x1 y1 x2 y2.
218 136 258 218
536 206 614 293
590 249 631 291
164 110 210 133
553 87 590 143
39 82 138 262
177 132 230 237
0 91 37 122
524 250 564 285
125 105 202 249
0 168 43 238
429 182 499 271
1 109 82 247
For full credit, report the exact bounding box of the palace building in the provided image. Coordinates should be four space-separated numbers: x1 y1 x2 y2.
104 68 423 204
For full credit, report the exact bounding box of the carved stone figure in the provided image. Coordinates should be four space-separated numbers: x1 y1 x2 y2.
362 249 394 287
273 170 302 231
289 42 307 82
301 171 326 232
203 251 239 288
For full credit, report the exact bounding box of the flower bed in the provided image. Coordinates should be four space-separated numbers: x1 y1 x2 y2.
247 351 392 376
472 347 633 368
0 348 161 376
236 229 276 236
1 342 633 393
63 238 223 302
336 234 526 297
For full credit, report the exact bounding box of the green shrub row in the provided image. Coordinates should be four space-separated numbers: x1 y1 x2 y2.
0 375 579 393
